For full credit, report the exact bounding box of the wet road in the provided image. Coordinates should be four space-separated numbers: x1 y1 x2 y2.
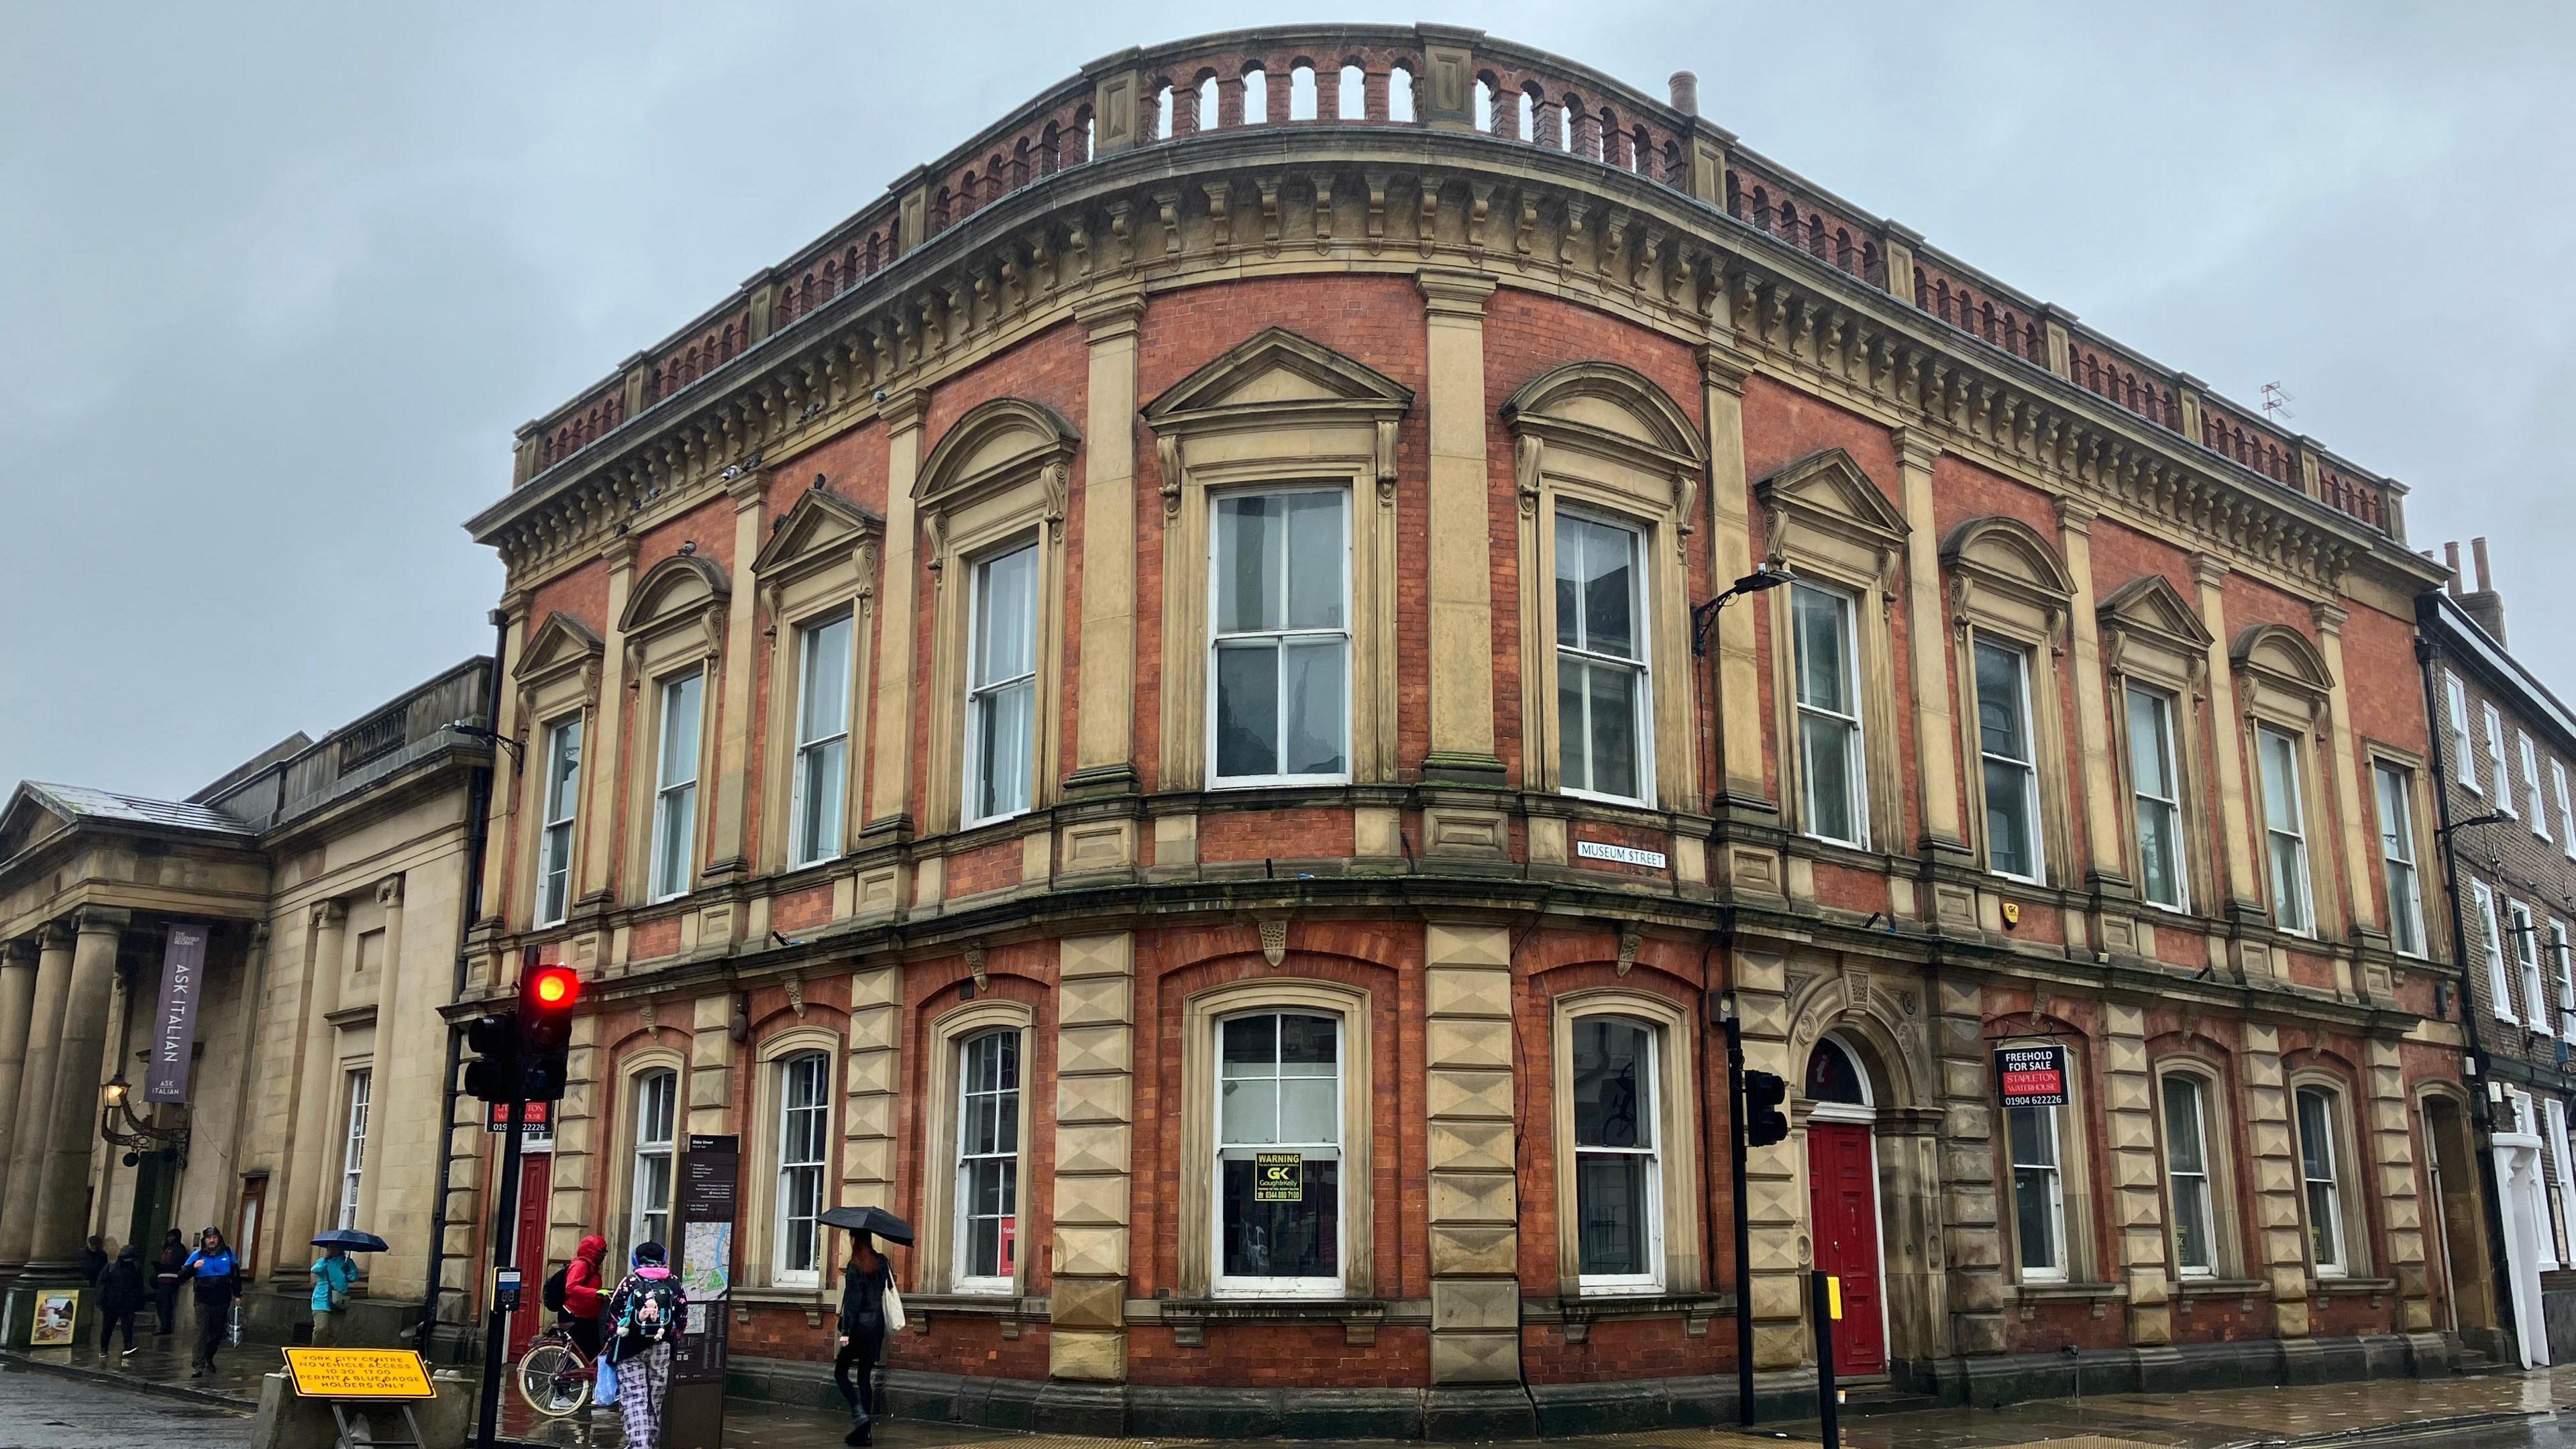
0 1358 250 1447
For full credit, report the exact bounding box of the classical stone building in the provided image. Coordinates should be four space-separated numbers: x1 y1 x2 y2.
455 25 2467 1431
2418 541 2576 1367
0 661 492 1345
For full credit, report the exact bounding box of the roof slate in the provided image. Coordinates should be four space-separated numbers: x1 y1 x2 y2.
19 782 256 837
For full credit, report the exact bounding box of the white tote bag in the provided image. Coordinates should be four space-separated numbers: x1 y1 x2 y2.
880 1281 905 1334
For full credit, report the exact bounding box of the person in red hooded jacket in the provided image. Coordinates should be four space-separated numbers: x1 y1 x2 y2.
559 1234 608 1361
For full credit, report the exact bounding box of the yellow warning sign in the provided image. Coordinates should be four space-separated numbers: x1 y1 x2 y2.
1825 1276 1843 1322
281 1347 438 1399
1252 1150 1303 1202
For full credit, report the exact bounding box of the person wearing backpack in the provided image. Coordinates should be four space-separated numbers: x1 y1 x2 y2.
603 1240 688 1448
554 1234 608 1362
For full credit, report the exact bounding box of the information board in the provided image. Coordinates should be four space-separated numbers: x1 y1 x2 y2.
281 1347 437 1399
1994 1044 2070 1108
665 1134 738 1449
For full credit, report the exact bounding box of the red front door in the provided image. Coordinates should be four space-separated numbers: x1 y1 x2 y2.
1807 1122 1886 1376
506 1154 553 1359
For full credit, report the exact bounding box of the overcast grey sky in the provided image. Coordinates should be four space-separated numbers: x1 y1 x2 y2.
5 1 2571 800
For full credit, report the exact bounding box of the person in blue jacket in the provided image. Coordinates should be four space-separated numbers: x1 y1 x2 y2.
309 1244 363 1345
174 1227 242 1378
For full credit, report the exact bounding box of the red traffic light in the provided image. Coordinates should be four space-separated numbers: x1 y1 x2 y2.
525 963 580 1012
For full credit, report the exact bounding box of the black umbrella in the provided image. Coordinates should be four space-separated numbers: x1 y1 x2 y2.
817 1205 914 1245
311 1229 390 1252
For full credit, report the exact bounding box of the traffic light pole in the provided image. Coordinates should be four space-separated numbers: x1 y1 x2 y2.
476 1095 525 1449
1725 1012 1754 1428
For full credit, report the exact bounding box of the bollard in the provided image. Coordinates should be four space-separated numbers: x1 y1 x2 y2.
1812 1269 1841 1449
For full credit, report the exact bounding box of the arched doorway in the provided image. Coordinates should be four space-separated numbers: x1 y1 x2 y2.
1805 1036 1886 1377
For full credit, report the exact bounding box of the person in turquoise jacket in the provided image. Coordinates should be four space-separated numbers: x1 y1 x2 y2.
309 1245 364 1345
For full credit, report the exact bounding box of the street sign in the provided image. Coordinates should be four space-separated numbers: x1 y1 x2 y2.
1994 1044 2070 1108
1253 1151 1303 1202
282 1347 437 1399
669 1134 739 1449
488 1099 551 1133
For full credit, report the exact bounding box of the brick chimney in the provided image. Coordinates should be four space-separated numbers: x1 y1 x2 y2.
2461 535 2509 645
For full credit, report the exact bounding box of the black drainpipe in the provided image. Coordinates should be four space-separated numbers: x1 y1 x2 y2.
2416 615 2517 1362
417 612 508 1355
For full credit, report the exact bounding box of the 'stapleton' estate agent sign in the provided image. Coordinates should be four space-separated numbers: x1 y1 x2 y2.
1994 1044 2070 1108
145 922 208 1104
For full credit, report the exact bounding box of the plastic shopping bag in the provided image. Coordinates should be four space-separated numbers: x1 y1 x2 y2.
228 1305 242 1346
596 1354 621 1407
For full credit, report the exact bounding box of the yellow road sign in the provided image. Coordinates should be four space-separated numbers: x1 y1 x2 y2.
1825 1276 1843 1322
281 1347 438 1399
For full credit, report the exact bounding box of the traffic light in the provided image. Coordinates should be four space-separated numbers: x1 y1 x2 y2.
1743 1069 1790 1148
517 963 582 1102
462 1014 521 1104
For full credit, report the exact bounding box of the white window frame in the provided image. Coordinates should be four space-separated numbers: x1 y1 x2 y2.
1212 1010 1346 1299
771 1052 831 1289
648 669 704 902
535 716 582 928
2160 1072 2218 1279
2486 703 2516 817
2373 761 2425 957
1790 581 1868 847
2555 920 2576 1044
962 543 1040 828
2515 901 2548 1036
2556 759 2576 862
2127 685 2189 912
1207 487 1353 790
2551 1098 2576 1269
629 1069 678 1254
2448 673 2479 793
2294 1085 2349 1279
2257 724 2315 936
337 1068 371 1232
1554 510 1654 807
1570 1016 1664 1295
952 1030 1022 1295
1974 635 2046 884
2522 733 2553 843
2477 879 2516 1024
2007 1102 2068 1283
788 614 853 867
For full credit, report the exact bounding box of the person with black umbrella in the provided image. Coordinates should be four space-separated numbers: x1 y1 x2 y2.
820 1206 912 1447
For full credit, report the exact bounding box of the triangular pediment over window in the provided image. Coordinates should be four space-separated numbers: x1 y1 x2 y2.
752 484 885 579
1754 448 1909 559
513 612 605 687
1144 327 1413 431
2098 574 2214 655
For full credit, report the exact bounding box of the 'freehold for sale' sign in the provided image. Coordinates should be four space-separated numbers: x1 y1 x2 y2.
1994 1044 2070 1108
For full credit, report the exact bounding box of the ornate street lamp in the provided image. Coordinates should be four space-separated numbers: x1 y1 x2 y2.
101 1073 190 1167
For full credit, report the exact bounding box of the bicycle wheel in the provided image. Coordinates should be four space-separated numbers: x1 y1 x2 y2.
517 1339 591 1417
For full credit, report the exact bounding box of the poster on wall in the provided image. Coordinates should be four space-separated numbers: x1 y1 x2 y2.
28 1291 77 1347
1994 1044 2070 1108
665 1134 737 1449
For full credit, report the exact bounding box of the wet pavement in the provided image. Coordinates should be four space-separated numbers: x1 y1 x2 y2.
9 1330 2576 1449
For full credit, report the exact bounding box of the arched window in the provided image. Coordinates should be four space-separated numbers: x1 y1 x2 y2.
773 1051 832 1287
954 1029 1022 1292
629 1069 679 1252
1216 1010 1344 1295
1571 1016 1661 1291
1806 1038 1868 1106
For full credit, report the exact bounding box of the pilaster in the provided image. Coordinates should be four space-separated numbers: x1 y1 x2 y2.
842 963 902 1226
2312 604 2383 974
478 594 529 928
2192 557 2260 916
865 392 930 839
1933 973 2006 1356
579 537 639 905
547 1010 601 1263
1415 270 1505 791
705 468 771 887
2057 500 2133 938
2102 1002 2169 1345
1051 932 1134 1382
1733 947 1806 1366
1701 344 1771 813
1069 290 1147 794
688 993 735 1138
2365 1038 2432 1330
1423 920 1518 1383
2242 1024 2310 1337
1894 429 1967 855
352 877 405 1236
277 900 350 1275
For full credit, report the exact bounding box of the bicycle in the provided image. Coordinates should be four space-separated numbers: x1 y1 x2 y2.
515 1324 594 1418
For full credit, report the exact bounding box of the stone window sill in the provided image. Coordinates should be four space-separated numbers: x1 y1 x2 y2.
1539 1291 1731 1342
2312 1275 2397 1298
729 1285 829 1328
2172 1275 2265 1297
1147 1296 1391 1347
2012 1280 2124 1319
901 1291 1049 1340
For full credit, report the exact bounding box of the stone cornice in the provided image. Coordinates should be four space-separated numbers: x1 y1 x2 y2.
469 125 2440 606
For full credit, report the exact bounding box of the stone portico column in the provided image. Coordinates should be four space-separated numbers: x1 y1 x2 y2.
28 906 129 1273
278 900 350 1273
0 922 76 1270
0 940 43 1210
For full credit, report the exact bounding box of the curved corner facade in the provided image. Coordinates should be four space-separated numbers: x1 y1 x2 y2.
454 24 2478 1435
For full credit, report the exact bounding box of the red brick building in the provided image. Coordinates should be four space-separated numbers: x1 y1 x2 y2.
449 25 2469 1432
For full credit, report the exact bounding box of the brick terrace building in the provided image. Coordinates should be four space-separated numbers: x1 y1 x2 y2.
449 25 2471 1432
2419 541 2576 1368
